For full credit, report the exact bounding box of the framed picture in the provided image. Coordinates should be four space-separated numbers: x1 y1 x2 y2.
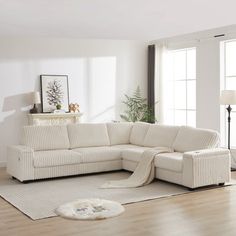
40 75 69 113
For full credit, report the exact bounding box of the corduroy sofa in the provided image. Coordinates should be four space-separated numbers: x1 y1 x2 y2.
7 122 230 189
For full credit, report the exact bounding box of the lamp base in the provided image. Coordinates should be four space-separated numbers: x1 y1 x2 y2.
30 104 39 114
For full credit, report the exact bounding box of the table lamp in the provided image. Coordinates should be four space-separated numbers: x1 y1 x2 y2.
30 91 41 113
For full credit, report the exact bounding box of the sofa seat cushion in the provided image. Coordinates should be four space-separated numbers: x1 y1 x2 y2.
73 147 122 163
173 126 220 152
34 150 82 168
67 123 110 148
122 147 151 162
21 125 70 151
154 152 183 172
107 122 133 145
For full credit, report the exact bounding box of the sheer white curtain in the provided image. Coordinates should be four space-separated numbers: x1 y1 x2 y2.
154 44 168 124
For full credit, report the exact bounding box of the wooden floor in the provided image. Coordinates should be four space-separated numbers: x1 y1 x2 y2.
1 169 236 236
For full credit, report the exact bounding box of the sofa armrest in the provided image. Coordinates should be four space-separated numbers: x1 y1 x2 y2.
7 145 35 181
182 148 231 188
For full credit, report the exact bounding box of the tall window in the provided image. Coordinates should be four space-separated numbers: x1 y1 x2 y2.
221 40 236 147
163 47 196 127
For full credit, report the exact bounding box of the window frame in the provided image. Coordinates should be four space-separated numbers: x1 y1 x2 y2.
220 39 236 148
164 47 197 127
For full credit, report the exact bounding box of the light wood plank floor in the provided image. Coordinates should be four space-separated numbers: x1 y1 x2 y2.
0 168 236 236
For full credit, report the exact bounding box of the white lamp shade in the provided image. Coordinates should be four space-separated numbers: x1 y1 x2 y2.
220 90 236 105
32 92 41 104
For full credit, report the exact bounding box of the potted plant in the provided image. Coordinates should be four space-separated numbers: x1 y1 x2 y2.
120 86 156 123
56 104 62 110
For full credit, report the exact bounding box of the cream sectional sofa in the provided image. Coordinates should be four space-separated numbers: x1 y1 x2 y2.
7 122 231 189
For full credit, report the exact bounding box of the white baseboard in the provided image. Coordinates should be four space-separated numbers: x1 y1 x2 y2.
0 162 6 168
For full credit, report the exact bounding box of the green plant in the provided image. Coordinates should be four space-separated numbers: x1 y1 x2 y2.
56 104 62 110
120 86 155 123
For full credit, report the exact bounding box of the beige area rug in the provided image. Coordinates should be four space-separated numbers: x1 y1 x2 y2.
0 171 232 220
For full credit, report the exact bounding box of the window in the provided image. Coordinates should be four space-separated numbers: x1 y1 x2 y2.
221 40 236 147
163 48 196 127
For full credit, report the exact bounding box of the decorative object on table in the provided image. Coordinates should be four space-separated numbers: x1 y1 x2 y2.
29 91 41 114
69 103 80 113
40 75 69 113
220 90 236 149
56 104 62 110
55 198 125 220
53 104 66 114
120 86 156 123
53 109 66 114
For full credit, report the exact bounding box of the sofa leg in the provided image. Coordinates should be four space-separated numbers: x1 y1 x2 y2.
188 187 195 191
22 180 31 184
218 182 225 186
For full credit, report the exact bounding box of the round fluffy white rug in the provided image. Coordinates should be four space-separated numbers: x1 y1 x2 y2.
55 198 125 220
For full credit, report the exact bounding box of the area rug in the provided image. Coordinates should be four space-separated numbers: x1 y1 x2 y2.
55 198 125 220
0 171 232 220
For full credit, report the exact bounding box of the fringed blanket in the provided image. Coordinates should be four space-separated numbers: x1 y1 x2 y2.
101 147 173 189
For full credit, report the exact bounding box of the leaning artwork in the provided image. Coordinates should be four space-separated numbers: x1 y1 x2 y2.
40 75 69 113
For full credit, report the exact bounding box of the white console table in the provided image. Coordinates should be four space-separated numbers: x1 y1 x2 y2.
28 113 83 126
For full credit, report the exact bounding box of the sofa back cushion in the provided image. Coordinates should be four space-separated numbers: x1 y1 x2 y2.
68 123 110 148
143 124 180 148
107 122 133 145
21 125 70 151
130 122 150 146
173 126 220 152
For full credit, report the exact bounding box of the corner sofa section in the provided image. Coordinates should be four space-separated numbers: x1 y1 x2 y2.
7 122 230 189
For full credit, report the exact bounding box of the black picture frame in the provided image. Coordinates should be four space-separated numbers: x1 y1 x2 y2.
40 74 69 113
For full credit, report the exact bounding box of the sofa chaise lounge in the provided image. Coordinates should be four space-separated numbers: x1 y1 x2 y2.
7 122 231 189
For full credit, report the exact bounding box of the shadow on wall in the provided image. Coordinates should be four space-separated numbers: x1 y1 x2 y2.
0 93 32 165
88 105 115 122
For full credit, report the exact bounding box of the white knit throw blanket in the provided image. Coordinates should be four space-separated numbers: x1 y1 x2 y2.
101 147 173 189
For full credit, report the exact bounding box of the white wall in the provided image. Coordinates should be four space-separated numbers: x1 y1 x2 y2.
196 40 221 131
0 38 148 166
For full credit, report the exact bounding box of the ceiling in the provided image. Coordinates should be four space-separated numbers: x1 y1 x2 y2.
0 0 235 40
